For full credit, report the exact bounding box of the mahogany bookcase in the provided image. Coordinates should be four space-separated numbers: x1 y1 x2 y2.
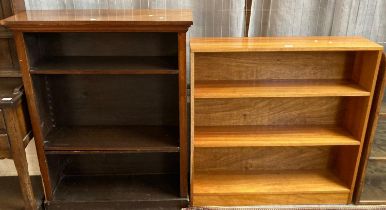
2 9 192 209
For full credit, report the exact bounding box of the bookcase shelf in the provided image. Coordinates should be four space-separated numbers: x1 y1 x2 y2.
52 174 181 202
30 56 178 75
195 80 370 98
194 125 359 147
194 170 350 206
2 9 192 209
190 37 383 206
44 126 179 153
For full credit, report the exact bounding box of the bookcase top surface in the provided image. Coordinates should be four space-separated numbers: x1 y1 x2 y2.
1 9 193 31
190 36 383 52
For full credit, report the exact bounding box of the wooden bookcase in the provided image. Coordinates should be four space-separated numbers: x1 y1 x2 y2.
355 53 386 204
1 9 192 209
190 37 383 206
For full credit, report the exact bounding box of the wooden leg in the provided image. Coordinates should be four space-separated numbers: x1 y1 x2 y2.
3 105 37 210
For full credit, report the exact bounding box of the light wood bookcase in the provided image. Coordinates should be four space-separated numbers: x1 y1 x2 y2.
190 37 383 206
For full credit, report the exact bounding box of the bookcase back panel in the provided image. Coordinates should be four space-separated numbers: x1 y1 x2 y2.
47 153 179 176
32 75 54 137
194 52 354 81
194 147 332 172
195 97 344 126
25 32 178 57
38 75 178 126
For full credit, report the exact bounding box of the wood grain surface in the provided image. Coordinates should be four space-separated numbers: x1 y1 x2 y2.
190 37 382 206
195 51 354 81
193 170 349 206
194 147 332 172
190 37 383 52
195 97 345 126
195 80 369 98
44 126 179 152
194 125 359 147
1 9 193 31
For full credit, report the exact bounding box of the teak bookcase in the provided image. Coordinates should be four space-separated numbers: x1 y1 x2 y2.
355 53 386 204
1 9 192 209
190 37 383 206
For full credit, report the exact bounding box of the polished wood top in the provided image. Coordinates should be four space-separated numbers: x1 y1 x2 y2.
190 37 383 52
1 9 193 32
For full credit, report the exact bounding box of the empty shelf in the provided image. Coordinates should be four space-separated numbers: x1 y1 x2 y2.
193 170 350 205
44 126 179 153
194 125 360 147
30 56 178 74
50 174 185 205
194 80 370 98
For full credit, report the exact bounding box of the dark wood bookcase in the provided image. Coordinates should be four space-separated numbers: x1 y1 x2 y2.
1 9 192 209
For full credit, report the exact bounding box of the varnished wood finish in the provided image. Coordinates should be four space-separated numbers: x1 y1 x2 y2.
194 51 355 81
44 126 179 152
195 126 359 147
195 97 345 126
39 75 178 126
2 100 35 210
0 77 37 210
47 153 179 176
195 80 369 98
14 31 54 200
0 109 5 130
190 37 382 206
355 53 386 204
45 175 186 210
178 32 188 197
194 147 333 172
6 9 192 207
29 56 178 75
0 0 23 77
190 37 383 52
0 2 39 209
1 9 193 32
193 193 349 206
193 170 349 206
0 133 10 157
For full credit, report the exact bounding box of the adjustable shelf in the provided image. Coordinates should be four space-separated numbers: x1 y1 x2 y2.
195 80 370 98
30 56 178 75
2 9 192 209
194 125 359 147
190 37 383 206
44 126 179 153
